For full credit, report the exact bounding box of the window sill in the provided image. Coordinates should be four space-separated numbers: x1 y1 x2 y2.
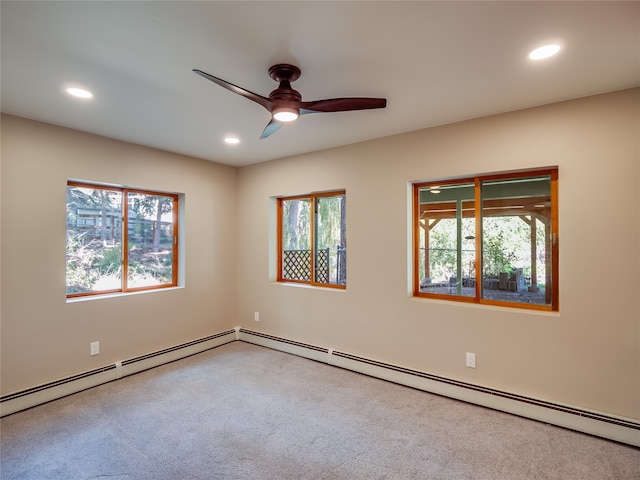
410 295 559 316
66 286 184 303
274 281 347 292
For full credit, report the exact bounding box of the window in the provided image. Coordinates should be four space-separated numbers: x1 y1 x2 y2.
66 181 178 298
414 168 558 311
277 191 346 288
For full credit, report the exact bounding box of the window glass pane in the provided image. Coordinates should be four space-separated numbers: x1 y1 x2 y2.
481 175 551 306
66 186 123 294
315 194 347 285
281 198 311 281
127 192 175 288
417 184 475 297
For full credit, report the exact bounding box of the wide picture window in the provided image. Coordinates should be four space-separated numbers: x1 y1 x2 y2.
66 182 178 298
414 168 558 311
278 191 346 288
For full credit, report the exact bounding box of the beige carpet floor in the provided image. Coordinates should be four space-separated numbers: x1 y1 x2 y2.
1 341 639 479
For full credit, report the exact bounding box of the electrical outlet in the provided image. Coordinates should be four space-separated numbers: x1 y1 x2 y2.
90 341 100 356
466 352 476 368
254 312 260 322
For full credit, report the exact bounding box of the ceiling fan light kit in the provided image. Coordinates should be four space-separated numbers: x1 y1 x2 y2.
272 107 299 122
193 64 387 138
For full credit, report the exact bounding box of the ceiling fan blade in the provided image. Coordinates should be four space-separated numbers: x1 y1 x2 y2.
300 97 386 114
260 118 283 139
193 69 272 111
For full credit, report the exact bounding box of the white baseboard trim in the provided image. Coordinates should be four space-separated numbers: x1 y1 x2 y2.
0 329 237 417
238 328 640 447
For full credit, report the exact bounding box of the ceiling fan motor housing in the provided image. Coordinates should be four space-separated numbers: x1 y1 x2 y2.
268 64 302 108
268 64 301 83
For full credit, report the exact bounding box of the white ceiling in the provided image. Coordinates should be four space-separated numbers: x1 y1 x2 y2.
2 1 639 167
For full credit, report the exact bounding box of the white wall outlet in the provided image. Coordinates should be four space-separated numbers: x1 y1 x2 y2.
466 352 476 368
90 341 100 356
254 312 260 322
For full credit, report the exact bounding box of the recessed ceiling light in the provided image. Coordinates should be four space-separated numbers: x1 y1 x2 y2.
528 44 561 60
224 137 240 145
66 87 94 99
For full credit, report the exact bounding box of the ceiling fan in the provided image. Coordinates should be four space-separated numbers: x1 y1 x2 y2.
193 64 387 139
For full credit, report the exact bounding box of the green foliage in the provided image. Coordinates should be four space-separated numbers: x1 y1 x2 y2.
66 231 173 294
482 232 514 274
282 195 346 252
99 245 121 272
282 199 310 250
426 218 475 281
482 217 532 275
66 231 121 294
129 194 172 218
316 195 345 249
128 247 173 284
423 215 547 283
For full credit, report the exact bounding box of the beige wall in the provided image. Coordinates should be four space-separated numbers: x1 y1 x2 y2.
1 114 238 393
2 89 638 421
236 89 640 420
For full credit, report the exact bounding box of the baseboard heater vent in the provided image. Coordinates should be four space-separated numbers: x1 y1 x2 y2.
0 329 237 417
3 328 638 446
332 350 640 432
0 365 117 403
122 330 236 366
239 328 329 354
237 328 639 447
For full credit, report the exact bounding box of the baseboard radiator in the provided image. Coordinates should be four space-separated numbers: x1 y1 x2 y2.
0 329 237 417
238 328 640 447
2 327 638 447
